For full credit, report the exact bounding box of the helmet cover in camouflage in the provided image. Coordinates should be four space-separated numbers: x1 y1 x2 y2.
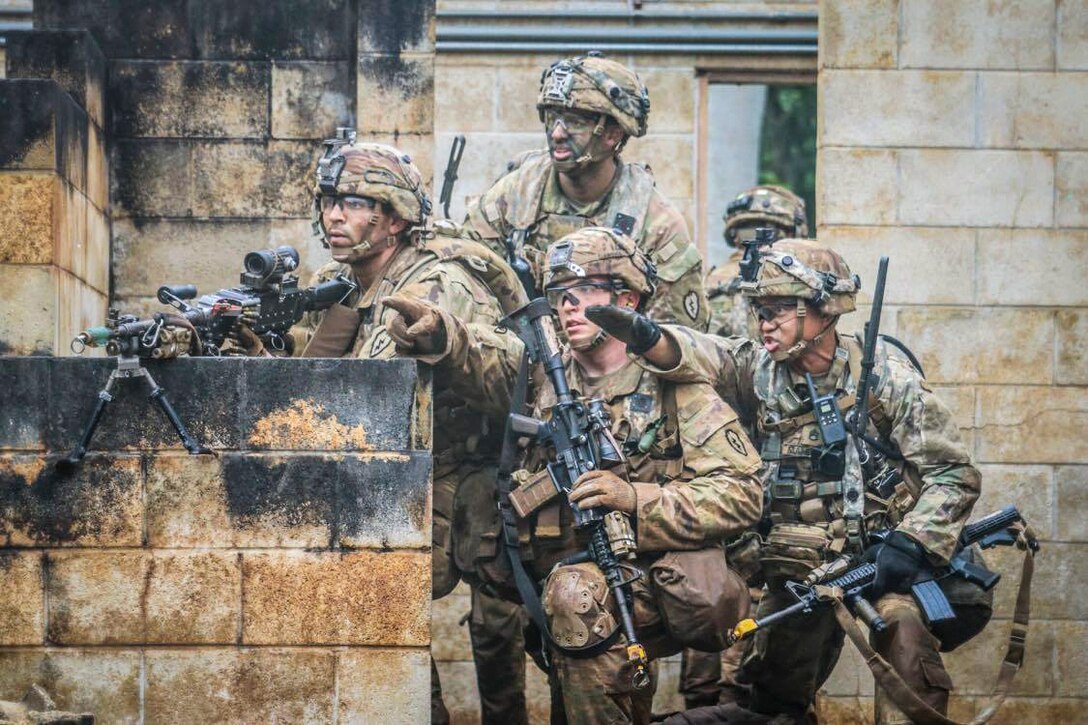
544 226 657 300
740 239 859 316
312 138 431 231
537 52 651 138
723 185 809 244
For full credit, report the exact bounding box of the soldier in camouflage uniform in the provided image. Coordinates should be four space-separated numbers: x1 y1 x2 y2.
705 185 808 338
383 228 764 725
587 240 981 724
465 52 711 331
238 134 530 724
681 185 809 710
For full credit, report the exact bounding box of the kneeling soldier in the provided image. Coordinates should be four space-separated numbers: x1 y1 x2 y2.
588 239 982 723
385 227 763 724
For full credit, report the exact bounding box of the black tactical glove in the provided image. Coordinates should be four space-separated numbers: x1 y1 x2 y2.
865 531 926 598
585 304 661 355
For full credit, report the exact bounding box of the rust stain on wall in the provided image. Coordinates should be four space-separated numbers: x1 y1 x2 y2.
247 399 369 450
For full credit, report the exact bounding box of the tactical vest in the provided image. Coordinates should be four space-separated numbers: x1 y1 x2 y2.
490 150 658 283
754 337 918 557
508 360 687 575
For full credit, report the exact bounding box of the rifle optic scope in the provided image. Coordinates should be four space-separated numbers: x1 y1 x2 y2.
242 245 299 287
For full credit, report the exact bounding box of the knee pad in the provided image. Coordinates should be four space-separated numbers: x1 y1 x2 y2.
542 563 620 655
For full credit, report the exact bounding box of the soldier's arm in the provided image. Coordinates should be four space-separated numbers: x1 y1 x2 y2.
640 198 710 331
632 383 763 551
878 353 982 564
463 179 512 259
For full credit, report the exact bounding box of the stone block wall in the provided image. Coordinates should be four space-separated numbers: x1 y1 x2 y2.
0 357 433 722
0 31 108 355
818 0 1088 719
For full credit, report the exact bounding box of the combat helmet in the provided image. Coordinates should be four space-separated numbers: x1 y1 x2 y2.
537 52 651 139
741 239 860 361
724 185 809 246
312 129 432 248
544 227 657 302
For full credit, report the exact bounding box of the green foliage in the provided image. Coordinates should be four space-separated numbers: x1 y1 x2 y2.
758 85 817 229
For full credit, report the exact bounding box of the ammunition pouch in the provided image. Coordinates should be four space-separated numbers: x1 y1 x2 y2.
724 531 764 585
760 523 832 582
930 544 995 652
650 548 748 652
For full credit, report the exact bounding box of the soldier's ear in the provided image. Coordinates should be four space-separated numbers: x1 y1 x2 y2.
389 216 409 236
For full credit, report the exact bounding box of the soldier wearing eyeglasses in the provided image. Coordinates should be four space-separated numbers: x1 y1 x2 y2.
465 52 710 333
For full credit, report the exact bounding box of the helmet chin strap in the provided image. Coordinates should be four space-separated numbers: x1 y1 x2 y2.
771 299 837 363
552 116 612 174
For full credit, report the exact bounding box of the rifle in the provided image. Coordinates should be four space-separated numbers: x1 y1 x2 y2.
62 246 356 467
727 505 1040 645
500 297 651 689
438 135 465 219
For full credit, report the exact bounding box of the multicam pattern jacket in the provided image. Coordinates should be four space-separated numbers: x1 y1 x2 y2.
705 249 752 338
417 310 764 572
465 150 711 331
638 327 981 564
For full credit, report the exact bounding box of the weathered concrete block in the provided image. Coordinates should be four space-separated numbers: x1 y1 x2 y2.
1056 151 1088 227
1055 465 1088 542
0 80 87 193
55 272 107 362
897 307 1053 385
242 550 429 645
901 0 1056 70
46 551 146 644
1054 621 1088 696
898 150 1054 227
979 72 1088 149
0 650 140 723
242 357 418 451
1058 0 1088 70
638 68 695 135
48 357 244 453
148 452 427 548
0 173 54 264
0 453 141 547
54 181 87 280
0 265 55 355
3 30 107 130
110 61 270 138
0 359 50 448
625 135 693 200
110 139 192 218
437 654 551 725
191 140 312 217
978 230 1088 307
34 0 195 59
111 217 271 299
271 61 354 139
494 64 547 134
945 619 1054 696
977 386 1088 464
85 204 109 294
357 53 434 135
814 695 873 724
189 0 357 60
86 122 107 213
932 385 977 456
974 465 1054 540
145 551 241 644
0 551 44 645
144 648 335 722
357 0 435 55
1020 543 1088 620
820 0 897 69
819 226 976 305
1056 310 1088 386
338 648 430 725
822 635 875 696
821 70 975 147
432 131 540 221
435 61 495 133
818 148 897 225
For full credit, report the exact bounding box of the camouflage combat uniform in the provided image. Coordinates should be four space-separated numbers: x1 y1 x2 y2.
466 52 710 331
638 241 980 723
411 229 763 724
295 136 530 724
685 185 809 708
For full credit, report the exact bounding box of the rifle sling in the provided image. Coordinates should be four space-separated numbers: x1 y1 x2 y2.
826 538 1035 725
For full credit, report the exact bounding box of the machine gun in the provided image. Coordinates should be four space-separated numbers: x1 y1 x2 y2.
155 245 356 355
726 505 1039 645
62 246 356 467
501 297 651 689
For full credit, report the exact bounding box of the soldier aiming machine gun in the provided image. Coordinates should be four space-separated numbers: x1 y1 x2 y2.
61 246 356 468
499 297 651 690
